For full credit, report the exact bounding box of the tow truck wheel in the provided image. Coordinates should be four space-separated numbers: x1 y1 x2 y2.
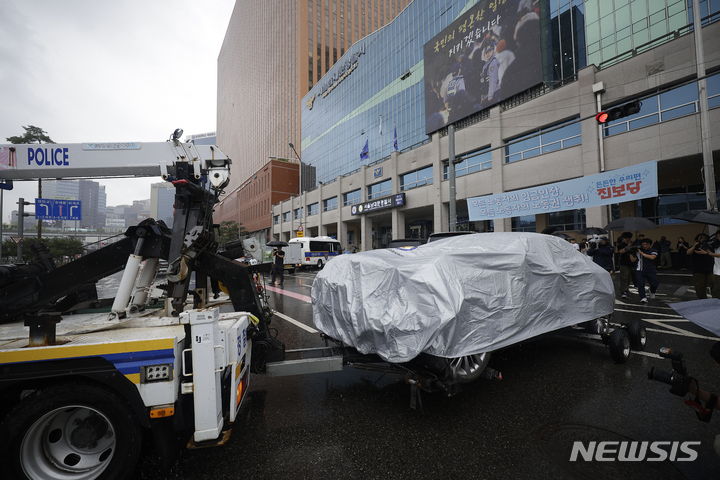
0 383 142 480
608 329 631 364
627 320 647 351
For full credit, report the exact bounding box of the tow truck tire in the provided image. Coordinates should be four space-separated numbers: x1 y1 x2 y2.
627 320 647 351
0 382 142 480
608 329 631 364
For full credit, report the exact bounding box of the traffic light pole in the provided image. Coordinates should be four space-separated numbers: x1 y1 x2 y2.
692 0 717 230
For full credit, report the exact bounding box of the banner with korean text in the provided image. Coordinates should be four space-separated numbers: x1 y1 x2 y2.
467 161 658 221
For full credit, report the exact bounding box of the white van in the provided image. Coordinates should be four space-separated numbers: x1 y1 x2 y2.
289 236 342 269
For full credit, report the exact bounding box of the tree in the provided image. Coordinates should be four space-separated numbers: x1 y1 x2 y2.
217 221 247 245
6 125 54 144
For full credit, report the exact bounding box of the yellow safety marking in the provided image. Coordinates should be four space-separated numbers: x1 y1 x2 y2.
0 338 175 364
125 373 141 384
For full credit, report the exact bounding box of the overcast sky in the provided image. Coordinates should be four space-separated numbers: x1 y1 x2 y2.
0 0 235 221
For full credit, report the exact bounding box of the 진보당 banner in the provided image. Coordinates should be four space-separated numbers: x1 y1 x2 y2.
467 161 658 221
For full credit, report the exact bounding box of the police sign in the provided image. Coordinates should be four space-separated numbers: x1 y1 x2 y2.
35 198 82 221
351 193 405 215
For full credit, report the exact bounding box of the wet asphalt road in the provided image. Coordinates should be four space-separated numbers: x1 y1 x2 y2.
143 268 719 480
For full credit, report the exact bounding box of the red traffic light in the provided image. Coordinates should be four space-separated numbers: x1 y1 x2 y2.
595 100 642 124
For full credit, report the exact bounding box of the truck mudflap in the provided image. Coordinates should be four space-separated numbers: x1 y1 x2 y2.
180 308 252 444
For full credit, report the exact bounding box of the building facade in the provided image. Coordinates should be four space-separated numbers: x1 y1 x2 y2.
42 179 106 230
216 0 412 231
273 0 720 250
150 182 175 226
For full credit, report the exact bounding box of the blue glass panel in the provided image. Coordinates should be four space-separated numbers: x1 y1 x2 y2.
659 82 698 110
628 113 659 129
661 103 696 121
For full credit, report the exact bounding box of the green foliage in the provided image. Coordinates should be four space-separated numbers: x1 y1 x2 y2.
6 125 55 144
217 220 247 245
1 237 84 261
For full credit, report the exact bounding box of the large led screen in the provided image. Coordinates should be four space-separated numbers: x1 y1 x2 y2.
424 0 543 133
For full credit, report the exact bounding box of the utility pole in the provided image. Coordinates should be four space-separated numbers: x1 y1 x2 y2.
448 124 457 232
692 0 717 233
17 197 32 260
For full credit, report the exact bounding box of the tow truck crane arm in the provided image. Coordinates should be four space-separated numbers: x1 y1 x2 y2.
0 136 283 370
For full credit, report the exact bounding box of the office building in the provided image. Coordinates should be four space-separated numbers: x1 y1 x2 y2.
42 179 106 230
150 182 175 226
216 0 412 234
273 0 720 249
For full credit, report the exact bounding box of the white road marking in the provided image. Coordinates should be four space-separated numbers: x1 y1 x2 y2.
646 327 720 341
613 307 683 318
273 311 319 334
614 299 675 310
642 318 689 323
632 350 663 359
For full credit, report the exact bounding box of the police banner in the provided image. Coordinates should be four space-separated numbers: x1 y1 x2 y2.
467 161 658 221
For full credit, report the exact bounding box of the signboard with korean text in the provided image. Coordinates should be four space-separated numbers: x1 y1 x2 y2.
35 198 82 221
467 161 658 221
424 0 543 133
351 193 406 216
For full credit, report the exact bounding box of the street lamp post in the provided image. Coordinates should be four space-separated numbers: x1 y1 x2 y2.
288 143 303 236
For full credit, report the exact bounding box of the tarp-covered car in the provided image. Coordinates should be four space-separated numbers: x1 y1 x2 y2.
311 232 615 365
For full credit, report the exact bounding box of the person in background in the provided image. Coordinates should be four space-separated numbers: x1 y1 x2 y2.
656 236 672 269
708 230 720 298
271 247 285 287
616 232 636 299
587 237 614 272
687 233 714 299
631 238 659 304
569 238 580 251
676 236 690 269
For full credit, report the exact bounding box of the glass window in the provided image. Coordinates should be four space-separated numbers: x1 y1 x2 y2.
294 207 303 220
343 189 361 206
273 215 280 225
400 165 433 191
505 117 581 163
323 196 338 211
605 81 700 136
307 202 319 216
282 211 291 222
511 215 536 232
548 209 586 231
443 147 492 179
367 179 391 199
708 72 720 109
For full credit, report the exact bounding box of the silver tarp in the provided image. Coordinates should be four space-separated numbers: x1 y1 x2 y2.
311 232 615 363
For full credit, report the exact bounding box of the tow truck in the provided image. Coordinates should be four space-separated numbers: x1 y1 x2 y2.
0 134 285 479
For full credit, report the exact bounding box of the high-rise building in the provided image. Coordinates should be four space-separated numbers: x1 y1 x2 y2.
150 182 175 226
217 0 411 234
272 0 720 249
42 179 106 230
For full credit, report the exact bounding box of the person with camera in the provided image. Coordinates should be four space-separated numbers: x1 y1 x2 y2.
587 236 614 272
687 233 715 299
706 230 720 298
631 237 659 304
615 232 636 299
676 236 690 269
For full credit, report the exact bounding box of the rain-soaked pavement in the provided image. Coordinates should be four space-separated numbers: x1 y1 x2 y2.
139 267 719 480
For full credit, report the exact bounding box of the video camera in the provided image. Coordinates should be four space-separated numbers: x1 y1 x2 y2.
649 346 719 422
648 347 692 396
